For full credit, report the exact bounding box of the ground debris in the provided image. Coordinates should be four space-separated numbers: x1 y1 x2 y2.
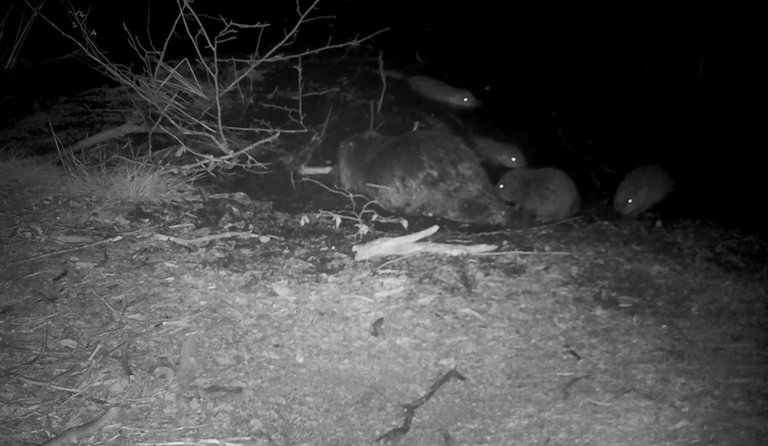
40 406 121 446
353 225 497 260
375 368 467 443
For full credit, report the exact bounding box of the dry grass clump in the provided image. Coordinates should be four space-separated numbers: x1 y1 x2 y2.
60 156 198 205
0 153 197 205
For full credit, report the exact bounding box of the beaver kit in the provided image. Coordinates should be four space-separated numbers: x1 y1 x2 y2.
614 164 675 217
495 167 581 222
404 75 480 109
375 69 481 110
467 136 527 169
337 130 511 225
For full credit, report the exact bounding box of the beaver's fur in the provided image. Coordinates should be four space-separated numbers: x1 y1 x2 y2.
338 130 510 225
614 164 675 217
495 167 580 222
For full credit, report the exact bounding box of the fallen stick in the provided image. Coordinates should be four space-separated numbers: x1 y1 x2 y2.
352 225 498 260
40 406 120 446
41 121 154 163
1 236 123 266
375 368 466 443
70 121 149 153
153 231 267 247
298 166 333 175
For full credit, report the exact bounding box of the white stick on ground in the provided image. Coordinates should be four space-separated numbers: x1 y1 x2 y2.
352 225 498 260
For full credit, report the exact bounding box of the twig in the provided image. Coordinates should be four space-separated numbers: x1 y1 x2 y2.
179 132 281 171
68 121 150 154
298 176 406 236
1 236 123 267
375 51 387 114
4 0 44 70
298 166 333 175
375 368 466 443
119 342 134 378
152 231 265 247
352 225 498 260
40 406 121 446
18 377 81 394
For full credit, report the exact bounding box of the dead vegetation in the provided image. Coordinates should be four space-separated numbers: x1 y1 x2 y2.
2 106 763 446
0 0 45 70
25 0 385 175
1 158 767 444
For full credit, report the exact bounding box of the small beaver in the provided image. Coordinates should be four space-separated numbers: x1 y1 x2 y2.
377 69 480 110
405 75 480 109
614 164 675 217
338 130 510 225
468 136 527 168
495 167 580 222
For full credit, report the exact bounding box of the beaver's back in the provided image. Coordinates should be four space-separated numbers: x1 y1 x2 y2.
338 130 510 225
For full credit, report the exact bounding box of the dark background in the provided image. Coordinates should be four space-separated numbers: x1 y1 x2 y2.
9 1 765 233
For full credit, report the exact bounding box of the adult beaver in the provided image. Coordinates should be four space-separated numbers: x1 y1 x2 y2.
337 130 511 225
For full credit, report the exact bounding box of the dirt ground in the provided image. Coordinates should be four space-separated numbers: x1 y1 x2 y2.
1 166 767 445
1 57 767 445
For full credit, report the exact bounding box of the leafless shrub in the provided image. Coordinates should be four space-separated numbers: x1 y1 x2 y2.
27 0 386 174
0 0 45 70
